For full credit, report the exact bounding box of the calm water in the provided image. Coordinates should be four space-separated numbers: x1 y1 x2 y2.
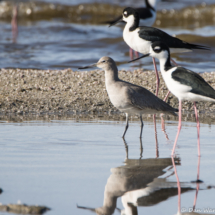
0 0 215 72
0 116 215 215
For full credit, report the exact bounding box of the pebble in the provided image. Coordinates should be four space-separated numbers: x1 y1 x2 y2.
0 68 215 117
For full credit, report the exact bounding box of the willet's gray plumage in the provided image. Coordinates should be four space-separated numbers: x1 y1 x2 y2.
79 56 177 138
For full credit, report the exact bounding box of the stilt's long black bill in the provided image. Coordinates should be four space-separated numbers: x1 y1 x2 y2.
128 53 150 63
78 63 97 70
109 15 123 27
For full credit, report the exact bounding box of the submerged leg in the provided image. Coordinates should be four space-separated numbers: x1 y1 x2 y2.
129 48 133 60
139 138 143 159
172 100 182 156
161 115 170 141
193 102 201 156
193 156 201 209
122 113 129 138
171 157 181 213
153 114 159 158
134 51 139 58
122 138 129 160
152 57 160 96
139 115 144 138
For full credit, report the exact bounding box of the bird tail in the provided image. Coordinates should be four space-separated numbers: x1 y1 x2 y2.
184 42 211 51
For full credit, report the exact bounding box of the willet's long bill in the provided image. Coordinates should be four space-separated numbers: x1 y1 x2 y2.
79 56 177 139
130 41 215 156
110 7 210 98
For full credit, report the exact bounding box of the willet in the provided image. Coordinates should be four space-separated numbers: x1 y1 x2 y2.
130 41 215 156
105 0 159 59
110 7 209 97
79 56 177 138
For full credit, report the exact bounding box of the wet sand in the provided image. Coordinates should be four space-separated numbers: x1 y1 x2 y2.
1 68 215 116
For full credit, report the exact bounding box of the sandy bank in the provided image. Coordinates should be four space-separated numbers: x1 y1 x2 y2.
0 68 215 116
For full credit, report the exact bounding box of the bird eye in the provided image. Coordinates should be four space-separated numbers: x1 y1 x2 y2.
123 11 128 17
153 46 161 53
102 60 106 63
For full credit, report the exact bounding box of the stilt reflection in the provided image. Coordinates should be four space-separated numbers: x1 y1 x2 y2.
172 156 214 215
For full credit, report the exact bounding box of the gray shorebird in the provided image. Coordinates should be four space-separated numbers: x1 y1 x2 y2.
130 41 215 156
79 56 177 138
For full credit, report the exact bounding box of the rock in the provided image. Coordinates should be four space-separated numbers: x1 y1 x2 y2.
0 204 50 214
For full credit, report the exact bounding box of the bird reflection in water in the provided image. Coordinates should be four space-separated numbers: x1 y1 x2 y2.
77 140 205 215
172 156 214 215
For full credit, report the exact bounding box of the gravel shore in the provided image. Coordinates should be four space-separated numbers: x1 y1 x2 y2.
1 68 215 117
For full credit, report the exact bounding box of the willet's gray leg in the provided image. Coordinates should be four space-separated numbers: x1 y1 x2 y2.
122 138 129 160
139 115 144 138
122 113 129 138
139 138 143 159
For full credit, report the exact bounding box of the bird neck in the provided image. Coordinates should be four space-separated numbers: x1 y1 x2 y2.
145 0 157 11
126 14 139 32
159 54 172 72
105 66 119 84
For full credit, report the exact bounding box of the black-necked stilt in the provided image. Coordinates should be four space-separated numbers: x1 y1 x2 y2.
79 56 177 138
130 41 215 156
111 7 209 97
106 0 158 60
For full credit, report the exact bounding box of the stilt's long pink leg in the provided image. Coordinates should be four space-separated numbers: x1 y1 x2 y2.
11 5 18 43
129 48 133 60
194 102 201 157
153 114 159 158
161 115 170 141
193 156 200 210
152 57 160 96
171 58 178 66
171 156 181 212
172 100 182 156
163 91 170 102
134 51 139 58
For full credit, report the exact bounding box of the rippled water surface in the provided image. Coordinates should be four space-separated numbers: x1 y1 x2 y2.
0 0 215 72
0 115 215 215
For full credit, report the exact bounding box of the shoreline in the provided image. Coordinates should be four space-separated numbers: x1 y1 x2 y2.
1 68 215 116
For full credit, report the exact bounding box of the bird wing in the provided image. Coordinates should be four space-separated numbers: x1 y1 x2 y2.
125 84 177 114
138 26 209 50
172 67 215 99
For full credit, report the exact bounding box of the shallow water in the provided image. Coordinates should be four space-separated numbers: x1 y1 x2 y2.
0 115 215 215
0 0 215 72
